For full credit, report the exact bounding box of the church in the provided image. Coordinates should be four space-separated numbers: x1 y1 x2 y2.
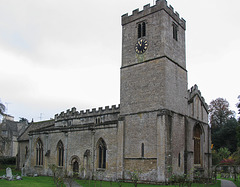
17 0 211 182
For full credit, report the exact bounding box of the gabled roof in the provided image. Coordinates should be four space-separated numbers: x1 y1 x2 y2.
18 119 54 141
188 84 208 113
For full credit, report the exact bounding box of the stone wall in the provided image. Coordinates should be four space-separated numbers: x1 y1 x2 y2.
25 106 121 180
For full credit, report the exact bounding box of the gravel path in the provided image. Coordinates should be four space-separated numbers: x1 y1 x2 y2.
220 179 237 187
64 179 82 187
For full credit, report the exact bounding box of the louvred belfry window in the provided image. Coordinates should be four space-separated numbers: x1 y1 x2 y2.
173 22 178 41
138 22 146 38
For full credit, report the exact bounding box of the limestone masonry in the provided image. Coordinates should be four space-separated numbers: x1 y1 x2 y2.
17 0 211 182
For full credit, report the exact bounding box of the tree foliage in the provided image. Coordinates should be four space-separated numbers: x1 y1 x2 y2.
237 95 240 122
212 117 238 153
209 98 234 129
218 147 231 161
212 147 231 165
19 117 28 123
0 101 5 116
232 147 240 165
209 98 239 153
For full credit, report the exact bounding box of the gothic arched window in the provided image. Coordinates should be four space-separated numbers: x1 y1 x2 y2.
36 139 43 166
194 124 202 165
97 138 107 169
57 140 64 167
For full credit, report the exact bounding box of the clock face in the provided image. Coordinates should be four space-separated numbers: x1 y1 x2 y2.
135 38 148 54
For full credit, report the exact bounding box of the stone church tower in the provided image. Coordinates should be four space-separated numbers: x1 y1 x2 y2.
18 0 211 183
120 0 211 181
120 0 189 181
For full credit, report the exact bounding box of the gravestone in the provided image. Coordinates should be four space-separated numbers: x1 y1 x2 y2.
16 175 22 180
6 167 13 180
21 167 26 176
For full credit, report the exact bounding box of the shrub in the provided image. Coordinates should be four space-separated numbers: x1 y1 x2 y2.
0 156 16 165
220 158 235 165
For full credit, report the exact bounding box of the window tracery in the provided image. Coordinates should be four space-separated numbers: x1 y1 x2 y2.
57 140 64 167
36 139 43 166
97 138 107 169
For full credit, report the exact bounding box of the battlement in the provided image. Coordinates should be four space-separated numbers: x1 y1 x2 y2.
122 0 185 29
188 85 208 110
55 104 120 121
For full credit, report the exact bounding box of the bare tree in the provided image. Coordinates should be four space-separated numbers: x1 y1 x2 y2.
0 101 5 116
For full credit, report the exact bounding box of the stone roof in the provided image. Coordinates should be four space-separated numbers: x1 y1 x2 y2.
18 119 54 141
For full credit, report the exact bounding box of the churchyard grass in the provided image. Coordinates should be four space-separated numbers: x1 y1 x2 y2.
0 165 20 176
0 176 59 187
76 179 221 187
0 166 65 187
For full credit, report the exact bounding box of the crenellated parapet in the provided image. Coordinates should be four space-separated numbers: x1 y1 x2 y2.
54 104 120 121
188 85 208 111
122 0 185 29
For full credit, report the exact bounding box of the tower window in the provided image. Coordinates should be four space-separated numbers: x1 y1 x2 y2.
178 153 181 167
142 22 146 37
173 23 178 41
138 24 142 38
141 143 144 158
138 22 146 38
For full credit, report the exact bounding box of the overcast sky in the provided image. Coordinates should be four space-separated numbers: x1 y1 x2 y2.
0 0 239 122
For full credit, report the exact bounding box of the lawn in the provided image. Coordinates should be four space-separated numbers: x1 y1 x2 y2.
0 176 58 187
0 166 64 187
0 165 20 176
0 166 221 187
76 179 221 187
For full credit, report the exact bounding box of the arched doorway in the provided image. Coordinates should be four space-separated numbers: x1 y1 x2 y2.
70 156 80 174
73 160 79 173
